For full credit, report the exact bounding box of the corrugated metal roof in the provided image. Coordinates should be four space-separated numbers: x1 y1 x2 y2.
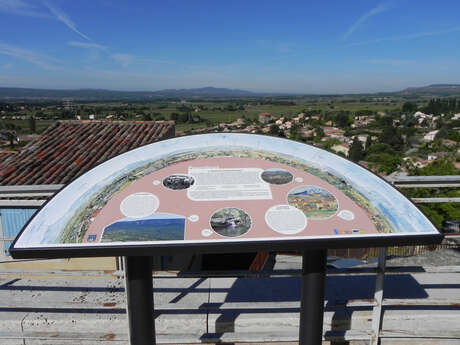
1 208 37 238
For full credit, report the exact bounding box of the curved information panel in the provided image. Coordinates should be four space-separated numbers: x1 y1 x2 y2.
11 133 441 258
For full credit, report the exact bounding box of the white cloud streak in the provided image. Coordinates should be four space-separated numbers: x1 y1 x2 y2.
0 42 61 70
343 3 392 40
43 1 90 41
68 41 107 50
110 53 176 67
110 53 134 67
0 0 50 18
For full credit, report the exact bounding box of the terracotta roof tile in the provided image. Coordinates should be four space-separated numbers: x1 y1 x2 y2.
0 120 175 185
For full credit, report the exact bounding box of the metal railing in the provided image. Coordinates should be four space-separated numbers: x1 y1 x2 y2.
0 177 459 344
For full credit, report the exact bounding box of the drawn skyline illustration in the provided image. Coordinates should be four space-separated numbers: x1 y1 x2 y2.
13 134 438 249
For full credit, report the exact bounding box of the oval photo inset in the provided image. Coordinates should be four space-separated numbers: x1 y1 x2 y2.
163 174 195 190
261 168 293 185
288 185 338 219
120 192 159 218
210 207 251 237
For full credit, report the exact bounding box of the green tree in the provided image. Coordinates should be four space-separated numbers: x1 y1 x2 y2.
142 113 152 121
313 127 324 142
366 153 401 174
435 127 449 140
324 138 341 150
379 127 404 150
28 116 36 133
348 137 364 162
179 113 189 123
269 124 280 136
365 135 373 150
289 123 302 141
378 115 393 128
366 143 396 156
414 159 459 176
335 112 350 128
402 101 417 113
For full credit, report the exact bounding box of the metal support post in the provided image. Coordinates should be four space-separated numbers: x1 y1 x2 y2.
299 249 327 345
124 256 155 345
371 247 387 345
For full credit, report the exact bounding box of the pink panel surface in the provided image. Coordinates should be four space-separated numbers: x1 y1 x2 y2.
84 157 377 243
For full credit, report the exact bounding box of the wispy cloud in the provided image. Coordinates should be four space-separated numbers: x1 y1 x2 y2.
0 0 50 18
0 1 91 41
68 41 107 50
343 2 392 40
110 53 134 67
110 53 175 67
347 26 460 47
43 1 90 41
0 42 61 70
1 62 14 70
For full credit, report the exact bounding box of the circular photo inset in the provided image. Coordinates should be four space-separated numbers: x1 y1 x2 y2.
163 174 195 190
261 168 293 185
287 185 338 219
210 207 252 237
265 205 307 235
120 192 159 218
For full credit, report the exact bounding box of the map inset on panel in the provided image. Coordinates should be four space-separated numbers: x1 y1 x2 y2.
11 133 440 257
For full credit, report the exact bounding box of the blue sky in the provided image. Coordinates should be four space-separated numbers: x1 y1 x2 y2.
1 0 460 93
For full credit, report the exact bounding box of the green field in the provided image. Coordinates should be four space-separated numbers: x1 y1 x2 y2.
0 99 405 135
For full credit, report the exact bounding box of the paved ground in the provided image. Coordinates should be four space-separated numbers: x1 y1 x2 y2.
0 251 459 344
384 248 460 267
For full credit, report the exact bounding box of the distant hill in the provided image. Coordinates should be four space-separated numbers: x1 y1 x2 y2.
1 84 460 100
397 84 460 96
0 86 261 100
152 87 258 97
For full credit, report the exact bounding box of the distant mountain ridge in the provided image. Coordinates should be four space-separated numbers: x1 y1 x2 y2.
0 86 260 100
153 87 257 97
0 84 460 100
398 84 460 96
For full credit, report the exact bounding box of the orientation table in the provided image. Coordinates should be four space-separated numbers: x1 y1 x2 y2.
11 133 442 345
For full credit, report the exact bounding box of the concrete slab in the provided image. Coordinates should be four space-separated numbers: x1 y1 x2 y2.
382 309 460 331
154 277 209 334
0 257 117 271
206 277 373 334
154 277 210 306
0 311 29 333
1 263 460 344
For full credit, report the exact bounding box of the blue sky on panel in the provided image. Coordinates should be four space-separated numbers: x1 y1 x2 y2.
0 0 459 93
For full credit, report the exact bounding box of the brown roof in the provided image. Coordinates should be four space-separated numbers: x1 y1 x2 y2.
0 150 18 163
0 120 175 186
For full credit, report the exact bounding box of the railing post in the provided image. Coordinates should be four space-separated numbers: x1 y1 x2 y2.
0 210 5 260
299 249 327 345
124 256 155 345
371 247 387 345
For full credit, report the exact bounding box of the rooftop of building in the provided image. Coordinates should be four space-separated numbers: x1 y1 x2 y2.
0 120 175 186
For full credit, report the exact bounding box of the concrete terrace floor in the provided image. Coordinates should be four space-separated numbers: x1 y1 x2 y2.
0 252 459 345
